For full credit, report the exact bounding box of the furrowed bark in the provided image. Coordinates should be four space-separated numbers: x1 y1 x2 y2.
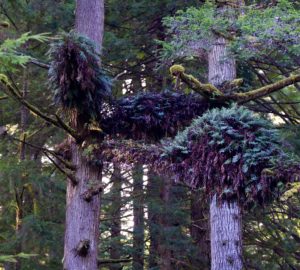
63 1 105 269
208 9 243 266
63 144 102 270
210 196 242 270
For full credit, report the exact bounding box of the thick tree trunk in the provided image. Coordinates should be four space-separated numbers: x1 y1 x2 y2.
208 37 236 87
132 165 145 270
75 0 104 52
210 196 242 270
63 144 102 270
208 17 243 268
63 1 105 269
109 165 122 270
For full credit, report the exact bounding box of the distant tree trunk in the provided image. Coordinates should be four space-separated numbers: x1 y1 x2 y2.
208 34 243 269
132 165 144 270
190 191 210 269
157 177 172 270
109 165 122 270
147 171 160 269
63 1 105 269
14 68 29 270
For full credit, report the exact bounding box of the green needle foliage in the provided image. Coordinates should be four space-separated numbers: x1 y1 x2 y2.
161 0 300 61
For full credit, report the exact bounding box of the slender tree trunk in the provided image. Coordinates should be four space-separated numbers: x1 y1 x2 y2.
210 196 242 270
109 165 122 270
14 68 29 270
147 171 160 269
190 191 210 269
63 1 105 269
208 30 243 269
157 176 172 270
132 165 144 270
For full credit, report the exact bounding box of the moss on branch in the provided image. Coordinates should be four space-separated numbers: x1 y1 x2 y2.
170 64 300 104
170 64 223 99
233 75 300 104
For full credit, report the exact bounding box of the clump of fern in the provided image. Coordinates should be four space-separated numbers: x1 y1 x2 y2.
48 32 111 122
161 104 299 207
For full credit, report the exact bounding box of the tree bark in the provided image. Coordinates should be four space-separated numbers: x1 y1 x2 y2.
210 196 242 270
63 1 105 269
75 0 104 52
208 6 243 266
63 144 102 270
132 165 144 270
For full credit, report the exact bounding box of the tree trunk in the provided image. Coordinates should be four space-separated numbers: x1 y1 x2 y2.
190 191 210 269
147 171 160 269
14 68 29 270
109 165 122 270
132 165 144 270
208 15 243 268
63 144 102 270
63 1 105 269
210 196 242 270
75 0 104 52
157 176 172 270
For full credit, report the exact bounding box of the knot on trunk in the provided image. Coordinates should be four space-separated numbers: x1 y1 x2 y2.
75 239 90 257
81 182 103 202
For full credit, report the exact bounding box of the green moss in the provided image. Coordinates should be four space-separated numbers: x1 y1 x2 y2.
169 64 185 76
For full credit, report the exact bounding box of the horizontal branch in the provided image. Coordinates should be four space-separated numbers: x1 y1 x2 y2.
233 74 300 104
0 95 8 100
170 65 223 99
98 258 131 265
170 65 300 104
0 77 80 140
30 58 50 69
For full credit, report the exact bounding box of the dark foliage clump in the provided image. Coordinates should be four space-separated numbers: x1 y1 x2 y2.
101 92 210 141
48 32 111 122
161 105 300 207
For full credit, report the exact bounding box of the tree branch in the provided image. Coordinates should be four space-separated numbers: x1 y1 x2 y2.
0 77 80 140
233 75 300 104
169 65 223 99
44 152 78 185
97 258 131 266
0 95 8 100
